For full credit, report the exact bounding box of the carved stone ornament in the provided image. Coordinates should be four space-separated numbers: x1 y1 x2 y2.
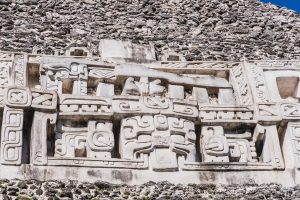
4 87 31 108
0 40 299 185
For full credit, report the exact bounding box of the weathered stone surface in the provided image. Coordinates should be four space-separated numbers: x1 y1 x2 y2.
2 0 300 191
0 48 300 186
0 179 299 199
100 39 156 63
0 1 300 61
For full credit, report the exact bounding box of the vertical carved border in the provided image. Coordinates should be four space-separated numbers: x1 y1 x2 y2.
230 63 253 105
263 125 284 169
31 112 56 165
0 53 28 165
284 122 300 169
0 107 24 165
13 54 27 87
0 52 13 106
244 62 269 103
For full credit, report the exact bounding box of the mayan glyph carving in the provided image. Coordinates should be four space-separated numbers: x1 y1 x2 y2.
53 120 114 159
41 58 88 95
120 115 196 171
0 40 300 184
54 124 87 158
86 121 114 159
201 126 231 162
200 125 283 168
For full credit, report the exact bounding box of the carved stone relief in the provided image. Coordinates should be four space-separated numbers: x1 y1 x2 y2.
230 64 253 105
282 122 300 169
0 108 24 165
245 63 269 103
0 58 11 105
0 47 299 184
119 115 196 171
53 120 114 159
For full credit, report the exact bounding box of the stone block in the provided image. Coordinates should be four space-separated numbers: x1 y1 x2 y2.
218 89 235 105
96 82 115 97
168 84 184 99
99 39 156 63
192 87 209 103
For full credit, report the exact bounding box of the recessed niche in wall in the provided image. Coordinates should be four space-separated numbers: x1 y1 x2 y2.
276 77 299 99
207 88 219 104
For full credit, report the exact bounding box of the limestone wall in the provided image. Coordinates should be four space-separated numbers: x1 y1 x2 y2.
0 0 300 60
1 0 300 190
0 179 299 199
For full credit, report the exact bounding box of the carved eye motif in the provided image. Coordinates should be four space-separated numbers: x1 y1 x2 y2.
90 131 114 148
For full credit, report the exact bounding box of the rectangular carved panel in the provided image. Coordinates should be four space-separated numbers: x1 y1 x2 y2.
119 115 196 171
0 107 24 165
2 51 300 180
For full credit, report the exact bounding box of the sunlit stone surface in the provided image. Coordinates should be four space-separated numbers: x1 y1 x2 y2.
0 40 299 187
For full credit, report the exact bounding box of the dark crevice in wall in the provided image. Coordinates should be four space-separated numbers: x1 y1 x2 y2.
22 109 34 164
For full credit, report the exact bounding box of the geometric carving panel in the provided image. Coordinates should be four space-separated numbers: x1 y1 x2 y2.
0 108 24 165
281 103 300 120
4 87 31 108
31 89 57 110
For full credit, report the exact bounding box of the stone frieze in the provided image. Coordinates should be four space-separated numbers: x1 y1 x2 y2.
0 46 300 184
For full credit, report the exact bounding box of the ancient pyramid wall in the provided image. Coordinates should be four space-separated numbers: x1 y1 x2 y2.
0 179 299 199
0 0 300 60
1 0 300 199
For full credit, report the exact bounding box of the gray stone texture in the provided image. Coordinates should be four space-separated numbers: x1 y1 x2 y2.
0 179 299 200
2 0 300 195
0 0 300 60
